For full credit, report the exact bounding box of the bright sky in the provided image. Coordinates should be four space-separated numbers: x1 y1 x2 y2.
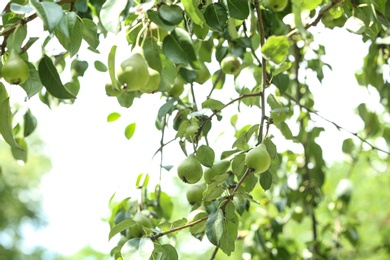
1 2 381 257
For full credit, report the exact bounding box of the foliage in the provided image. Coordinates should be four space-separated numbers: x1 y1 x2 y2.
0 140 51 258
1 0 390 259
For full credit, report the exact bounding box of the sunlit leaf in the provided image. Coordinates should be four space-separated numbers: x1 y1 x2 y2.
206 209 224 246
109 219 136 241
107 112 121 122
202 99 224 111
121 238 154 260
0 84 20 149
30 0 63 32
262 35 290 64
196 145 215 167
125 123 136 140
182 0 205 26
100 0 128 34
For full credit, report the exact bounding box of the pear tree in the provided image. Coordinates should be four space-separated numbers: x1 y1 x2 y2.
1 0 390 259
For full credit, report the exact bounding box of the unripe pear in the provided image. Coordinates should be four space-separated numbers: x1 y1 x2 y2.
141 68 160 93
177 154 203 184
185 122 200 143
195 61 211 84
220 55 241 75
168 77 185 97
2 48 29 85
245 143 271 174
264 0 288 12
186 183 206 205
204 160 230 183
129 212 153 238
117 52 150 91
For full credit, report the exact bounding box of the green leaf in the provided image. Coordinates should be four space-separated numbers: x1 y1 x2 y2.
108 45 119 90
38 55 75 99
262 35 290 64
20 63 43 98
182 0 205 26
206 209 224 246
55 12 83 57
30 0 64 32
226 0 249 20
23 109 37 137
162 28 198 67
342 138 355 154
143 37 162 72
81 19 99 49
7 24 27 52
158 99 175 120
204 3 228 32
0 83 20 149
121 238 154 260
277 121 293 140
147 10 176 31
292 0 322 11
158 5 183 25
100 0 128 34
107 112 121 122
11 138 28 162
124 123 136 140
196 145 215 167
202 99 225 111
160 244 178 260
109 219 136 241
203 182 225 201
260 171 272 191
94 60 107 72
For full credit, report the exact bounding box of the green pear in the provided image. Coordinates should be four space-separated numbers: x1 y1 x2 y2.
204 160 230 183
177 154 203 184
264 0 288 12
186 183 206 205
168 77 185 97
117 52 150 91
220 55 241 75
129 212 153 238
2 48 29 85
141 68 161 93
195 61 211 84
245 143 271 174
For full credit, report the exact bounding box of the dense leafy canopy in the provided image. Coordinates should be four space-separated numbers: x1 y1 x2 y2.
1 0 390 259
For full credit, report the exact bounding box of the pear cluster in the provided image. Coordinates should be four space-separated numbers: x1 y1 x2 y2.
117 50 160 93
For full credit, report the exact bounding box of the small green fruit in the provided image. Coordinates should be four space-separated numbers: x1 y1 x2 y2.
141 68 161 93
177 154 203 184
117 52 150 91
129 212 153 238
245 143 271 174
2 48 29 85
264 0 288 12
220 55 241 75
195 61 211 84
186 184 206 205
204 160 230 183
168 77 185 97
185 122 200 143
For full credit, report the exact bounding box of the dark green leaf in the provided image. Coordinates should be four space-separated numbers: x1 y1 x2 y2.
23 109 37 137
158 99 175 120
0 84 21 149
20 62 43 98
196 145 215 167
342 138 355 154
160 244 178 260
163 28 198 67
260 171 272 191
38 55 75 99
204 3 228 32
206 209 224 246
227 0 249 20
158 5 183 25
81 18 99 49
